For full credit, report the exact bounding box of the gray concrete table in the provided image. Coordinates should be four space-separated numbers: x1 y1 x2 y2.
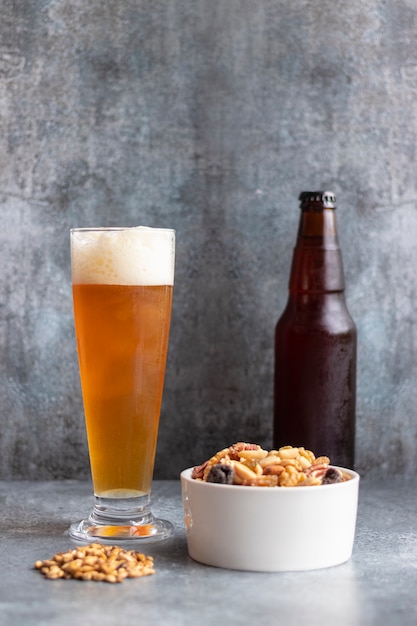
0 478 416 626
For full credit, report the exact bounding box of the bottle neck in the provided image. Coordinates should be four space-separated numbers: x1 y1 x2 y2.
289 208 345 293
296 207 339 248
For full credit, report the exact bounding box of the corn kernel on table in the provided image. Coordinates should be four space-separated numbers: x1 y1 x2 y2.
1 478 416 626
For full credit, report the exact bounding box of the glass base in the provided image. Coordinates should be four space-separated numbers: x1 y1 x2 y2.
68 493 174 544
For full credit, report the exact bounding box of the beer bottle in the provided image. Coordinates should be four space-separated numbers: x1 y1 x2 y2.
273 191 356 468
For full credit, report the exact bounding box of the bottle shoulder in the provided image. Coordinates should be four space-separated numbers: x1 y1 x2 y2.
276 293 356 335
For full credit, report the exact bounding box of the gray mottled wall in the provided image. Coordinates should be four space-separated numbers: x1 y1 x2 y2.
1 0 416 481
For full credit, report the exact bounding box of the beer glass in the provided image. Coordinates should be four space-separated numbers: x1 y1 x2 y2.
69 226 175 542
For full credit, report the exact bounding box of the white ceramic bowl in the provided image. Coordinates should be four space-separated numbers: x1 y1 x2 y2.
181 466 359 572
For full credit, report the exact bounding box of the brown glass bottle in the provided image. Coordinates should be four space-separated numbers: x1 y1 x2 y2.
273 191 356 468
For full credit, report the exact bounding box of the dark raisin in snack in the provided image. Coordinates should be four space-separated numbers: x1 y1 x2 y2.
322 468 343 485
206 463 234 484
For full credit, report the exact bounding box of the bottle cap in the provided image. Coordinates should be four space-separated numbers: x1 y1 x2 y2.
299 191 336 210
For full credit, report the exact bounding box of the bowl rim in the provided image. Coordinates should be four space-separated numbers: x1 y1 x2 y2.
180 465 360 492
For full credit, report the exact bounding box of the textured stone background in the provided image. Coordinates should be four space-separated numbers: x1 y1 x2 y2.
1 0 417 481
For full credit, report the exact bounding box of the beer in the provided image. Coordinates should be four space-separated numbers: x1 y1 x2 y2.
273 192 356 467
71 227 175 498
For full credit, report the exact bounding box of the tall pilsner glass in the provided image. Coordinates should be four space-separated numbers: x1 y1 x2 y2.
69 227 175 542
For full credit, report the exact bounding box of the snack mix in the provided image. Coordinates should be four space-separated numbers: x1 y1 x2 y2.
192 443 351 487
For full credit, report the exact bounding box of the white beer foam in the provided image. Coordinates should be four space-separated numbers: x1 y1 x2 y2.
71 227 175 286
